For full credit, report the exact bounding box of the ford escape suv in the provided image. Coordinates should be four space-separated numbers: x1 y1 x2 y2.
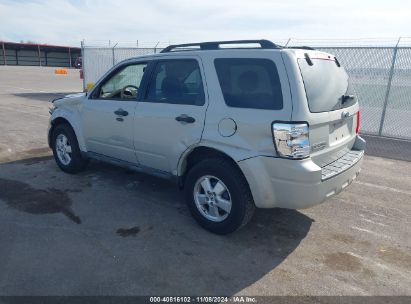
48 40 365 234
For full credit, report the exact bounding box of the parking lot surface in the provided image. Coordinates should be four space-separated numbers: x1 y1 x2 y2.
0 66 410 296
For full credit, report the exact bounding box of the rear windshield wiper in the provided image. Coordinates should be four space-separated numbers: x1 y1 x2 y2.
341 94 355 104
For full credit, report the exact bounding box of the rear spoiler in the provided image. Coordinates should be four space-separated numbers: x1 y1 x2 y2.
303 52 341 67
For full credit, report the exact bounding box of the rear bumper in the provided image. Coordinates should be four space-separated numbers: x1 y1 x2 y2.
238 135 365 209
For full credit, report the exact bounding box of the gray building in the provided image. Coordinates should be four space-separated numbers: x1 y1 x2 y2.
1 41 81 67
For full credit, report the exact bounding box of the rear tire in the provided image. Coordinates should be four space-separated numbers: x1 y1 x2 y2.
52 123 88 174
184 158 255 234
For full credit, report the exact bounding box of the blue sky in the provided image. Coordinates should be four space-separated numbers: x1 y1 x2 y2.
0 0 410 47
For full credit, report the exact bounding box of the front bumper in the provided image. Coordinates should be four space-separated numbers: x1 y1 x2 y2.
47 124 52 148
238 136 365 209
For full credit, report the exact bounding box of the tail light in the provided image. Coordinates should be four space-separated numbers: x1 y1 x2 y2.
272 122 310 159
355 111 360 134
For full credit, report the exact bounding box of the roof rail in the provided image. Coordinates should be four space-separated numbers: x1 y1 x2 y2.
160 39 281 53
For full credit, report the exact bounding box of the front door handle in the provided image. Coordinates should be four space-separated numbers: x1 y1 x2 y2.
114 108 128 116
175 114 195 124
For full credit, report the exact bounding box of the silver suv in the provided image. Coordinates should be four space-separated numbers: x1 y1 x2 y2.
48 40 365 234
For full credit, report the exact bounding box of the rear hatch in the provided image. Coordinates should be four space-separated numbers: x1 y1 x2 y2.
296 52 360 167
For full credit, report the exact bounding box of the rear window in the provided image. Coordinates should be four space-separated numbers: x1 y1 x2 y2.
214 58 283 110
298 58 356 112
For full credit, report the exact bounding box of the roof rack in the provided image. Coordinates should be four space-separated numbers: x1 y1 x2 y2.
160 40 282 53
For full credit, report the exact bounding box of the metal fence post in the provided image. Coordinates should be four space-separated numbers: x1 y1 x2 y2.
112 43 118 66
154 41 159 54
81 40 86 91
37 44 42 66
378 37 401 136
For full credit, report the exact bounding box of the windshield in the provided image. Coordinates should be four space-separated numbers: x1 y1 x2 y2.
298 58 356 112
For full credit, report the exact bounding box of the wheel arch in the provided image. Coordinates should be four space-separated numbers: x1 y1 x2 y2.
177 145 249 189
49 114 85 151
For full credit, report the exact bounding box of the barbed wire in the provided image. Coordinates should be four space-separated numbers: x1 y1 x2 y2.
81 37 411 48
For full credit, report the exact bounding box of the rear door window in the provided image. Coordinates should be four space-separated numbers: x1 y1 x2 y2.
214 58 283 110
298 58 356 112
145 59 205 106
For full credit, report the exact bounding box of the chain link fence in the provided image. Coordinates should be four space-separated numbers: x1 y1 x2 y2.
82 38 411 143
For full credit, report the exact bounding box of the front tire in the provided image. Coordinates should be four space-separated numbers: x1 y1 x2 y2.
52 123 88 174
184 158 255 234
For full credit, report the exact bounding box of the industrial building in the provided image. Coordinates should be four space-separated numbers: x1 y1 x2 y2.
0 41 81 67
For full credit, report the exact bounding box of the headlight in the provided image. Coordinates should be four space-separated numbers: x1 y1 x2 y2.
49 107 56 115
272 122 310 159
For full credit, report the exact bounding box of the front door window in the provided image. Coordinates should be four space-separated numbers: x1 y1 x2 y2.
97 63 147 100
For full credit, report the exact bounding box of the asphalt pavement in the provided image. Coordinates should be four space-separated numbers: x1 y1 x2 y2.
0 66 410 296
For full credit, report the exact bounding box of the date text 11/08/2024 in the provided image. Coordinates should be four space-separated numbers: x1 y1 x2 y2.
149 296 257 303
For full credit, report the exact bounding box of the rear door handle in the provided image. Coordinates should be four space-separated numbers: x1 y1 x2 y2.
114 108 128 116
175 114 195 124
